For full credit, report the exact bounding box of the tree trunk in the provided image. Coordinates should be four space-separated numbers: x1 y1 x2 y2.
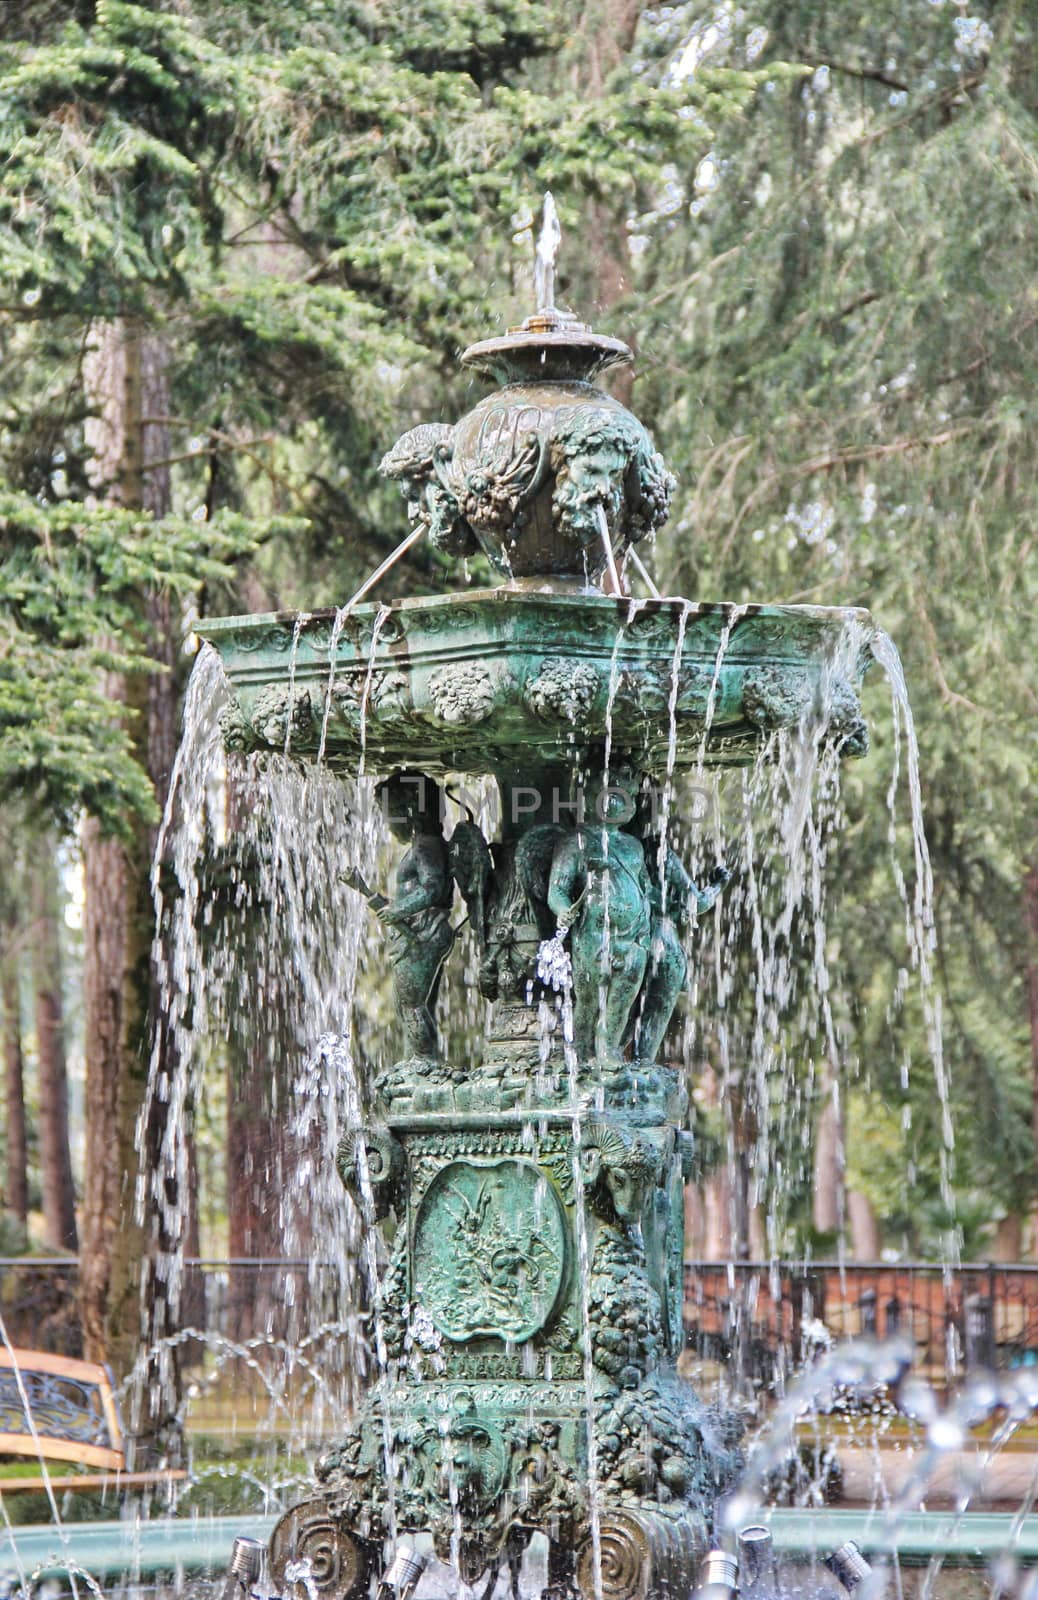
703 1166 733 1260
227 1051 275 1341
1026 864 1038 1257
180 1128 206 1345
723 1077 758 1261
847 1190 880 1261
31 849 77 1251
2 957 28 1228
223 806 296 1344
684 1181 705 1261
80 321 188 1459
812 1069 843 1239
992 1213 1022 1263
80 818 126 1359
0 821 29 1229
564 1 645 412
81 320 137 1365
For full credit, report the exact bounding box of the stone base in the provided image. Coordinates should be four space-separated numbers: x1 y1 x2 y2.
271 1358 731 1598
269 1488 711 1600
307 1095 742 1600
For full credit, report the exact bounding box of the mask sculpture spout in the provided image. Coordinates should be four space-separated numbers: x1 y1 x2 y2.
198 196 874 1600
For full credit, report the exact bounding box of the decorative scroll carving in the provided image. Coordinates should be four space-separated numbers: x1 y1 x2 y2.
269 1500 374 1600
577 1505 707 1600
335 1126 404 1216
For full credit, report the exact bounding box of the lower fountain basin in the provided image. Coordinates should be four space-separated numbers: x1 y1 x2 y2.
197 589 874 775
5 1508 1038 1586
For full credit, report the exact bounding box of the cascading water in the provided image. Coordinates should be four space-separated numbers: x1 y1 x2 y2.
664 618 952 1312
130 642 393 1503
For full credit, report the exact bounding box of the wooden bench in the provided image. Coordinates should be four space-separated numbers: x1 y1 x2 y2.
0 1347 187 1495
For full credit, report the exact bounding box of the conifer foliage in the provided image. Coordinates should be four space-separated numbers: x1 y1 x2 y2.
632 1 1038 1248
0 0 764 1386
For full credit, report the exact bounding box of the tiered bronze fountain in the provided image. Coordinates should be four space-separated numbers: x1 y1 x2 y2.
198 201 871 1600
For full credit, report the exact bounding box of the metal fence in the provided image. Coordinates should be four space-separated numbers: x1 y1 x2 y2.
4 1256 1038 1388
0 1257 316 1360
683 1260 1038 1388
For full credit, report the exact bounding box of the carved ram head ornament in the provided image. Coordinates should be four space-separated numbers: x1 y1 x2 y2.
579 1119 663 1223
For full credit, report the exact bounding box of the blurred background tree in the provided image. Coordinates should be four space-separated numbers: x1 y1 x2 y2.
632 0 1037 1259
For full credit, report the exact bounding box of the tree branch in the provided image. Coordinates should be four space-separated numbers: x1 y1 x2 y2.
804 58 909 94
913 596 984 714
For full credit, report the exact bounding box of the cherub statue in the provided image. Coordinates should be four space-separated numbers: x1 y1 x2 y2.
626 821 729 1066
546 773 652 1066
345 772 455 1067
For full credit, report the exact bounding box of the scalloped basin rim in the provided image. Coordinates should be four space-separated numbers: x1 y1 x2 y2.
194 589 876 635
195 589 876 774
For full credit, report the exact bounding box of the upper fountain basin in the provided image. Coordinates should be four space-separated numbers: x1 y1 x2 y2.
196 589 875 776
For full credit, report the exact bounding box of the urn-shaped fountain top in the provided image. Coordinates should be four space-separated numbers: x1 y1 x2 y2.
379 194 674 589
198 195 874 778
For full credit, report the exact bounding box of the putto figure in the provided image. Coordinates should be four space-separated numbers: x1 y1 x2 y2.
544 775 729 1068
628 839 729 1066
547 773 653 1067
346 772 454 1068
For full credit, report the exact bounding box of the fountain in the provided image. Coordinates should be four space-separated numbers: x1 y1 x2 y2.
193 197 874 1600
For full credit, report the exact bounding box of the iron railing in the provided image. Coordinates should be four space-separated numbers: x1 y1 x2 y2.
683 1260 1038 1388
3 1257 1037 1388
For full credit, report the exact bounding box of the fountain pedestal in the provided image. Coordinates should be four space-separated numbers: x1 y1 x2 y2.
197 243 872 1600
317 1089 725 1595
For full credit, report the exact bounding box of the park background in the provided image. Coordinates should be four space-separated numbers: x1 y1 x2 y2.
0 0 1035 1485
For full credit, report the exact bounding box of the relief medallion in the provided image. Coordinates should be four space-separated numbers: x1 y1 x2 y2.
412 1159 567 1343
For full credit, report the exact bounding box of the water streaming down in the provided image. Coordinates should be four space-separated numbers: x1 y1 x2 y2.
133 645 233 1456
870 632 955 1255
652 597 696 922
126 640 968 1576
653 617 957 1419
130 642 388 1491
358 606 393 776
564 1006 605 1600
312 1035 403 1549
316 608 351 768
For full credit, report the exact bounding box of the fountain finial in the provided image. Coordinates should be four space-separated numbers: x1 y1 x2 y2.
461 193 631 382
533 191 562 314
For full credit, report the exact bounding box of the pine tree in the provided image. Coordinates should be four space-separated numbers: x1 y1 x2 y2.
633 1 1037 1254
1 0 765 1417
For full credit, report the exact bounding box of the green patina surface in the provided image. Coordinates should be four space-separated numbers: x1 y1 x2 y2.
196 590 872 778
194 288 880 1600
